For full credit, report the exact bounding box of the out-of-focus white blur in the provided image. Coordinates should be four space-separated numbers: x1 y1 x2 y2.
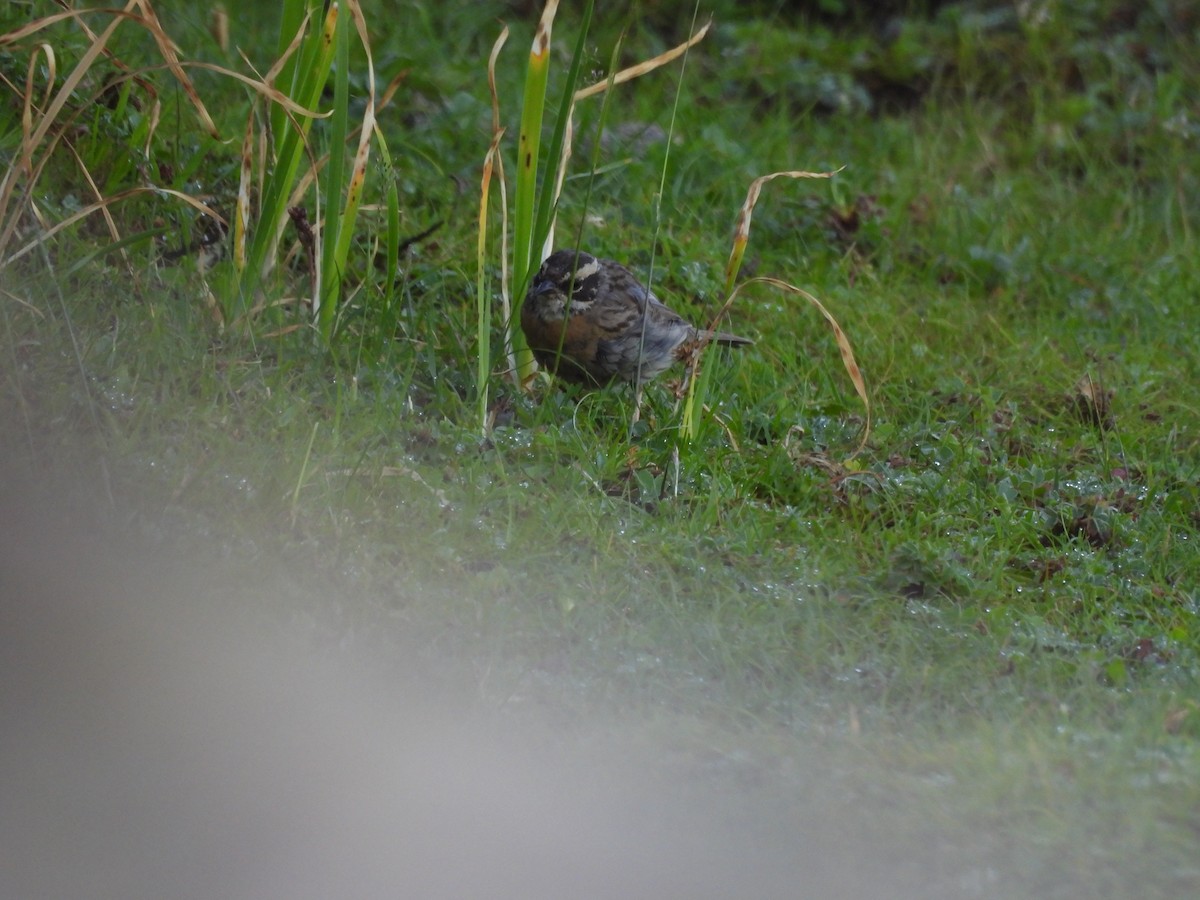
1 476 979 899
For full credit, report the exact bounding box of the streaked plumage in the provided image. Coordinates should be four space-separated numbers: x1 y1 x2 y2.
520 249 752 386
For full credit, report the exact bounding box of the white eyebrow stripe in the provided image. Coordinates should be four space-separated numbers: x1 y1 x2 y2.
572 258 602 282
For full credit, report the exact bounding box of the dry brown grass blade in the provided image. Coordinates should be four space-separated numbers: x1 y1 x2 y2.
0 0 339 318
488 26 507 135
2 286 47 316
140 91 162 159
541 18 711 257
345 168 374 228
377 69 409 115
16 13 123 161
3 4 152 107
342 0 377 216
61 140 129 272
345 0 377 204
312 70 406 166
573 19 711 101
724 168 844 294
210 5 229 54
20 1 213 138
0 9 126 260
728 276 871 458
0 10 83 45
234 295 305 330
326 0 379 323
543 108 574 259
132 0 218 138
17 44 57 179
176 61 328 119
535 1 560 56
234 110 254 272
485 25 515 382
1 1 256 266
52 1 160 100
246 7 310 86
2 188 225 271
495 152 513 381
261 323 306 339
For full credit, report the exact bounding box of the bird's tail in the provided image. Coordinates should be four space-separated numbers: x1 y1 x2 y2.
702 330 754 347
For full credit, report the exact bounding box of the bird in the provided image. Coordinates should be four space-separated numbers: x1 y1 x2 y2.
520 249 752 387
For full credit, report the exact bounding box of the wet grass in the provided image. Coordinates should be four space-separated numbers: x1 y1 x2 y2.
3 1 1199 896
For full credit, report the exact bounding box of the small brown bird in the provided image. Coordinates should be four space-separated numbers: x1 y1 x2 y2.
521 249 752 386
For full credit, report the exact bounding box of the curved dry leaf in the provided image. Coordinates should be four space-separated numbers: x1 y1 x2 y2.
234 110 254 271
136 0 219 138
574 20 711 101
342 0 377 219
2 187 225 270
487 25 509 132
180 62 328 119
260 7 315 84
0 10 82 45
725 168 844 294
533 1 559 59
728 275 870 458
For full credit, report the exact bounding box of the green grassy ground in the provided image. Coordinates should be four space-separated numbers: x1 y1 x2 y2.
3 2 1199 896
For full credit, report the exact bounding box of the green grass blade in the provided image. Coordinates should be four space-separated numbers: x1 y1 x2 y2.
530 0 594 270
375 127 400 313
512 3 555 297
481 25 512 391
244 1 337 299
477 132 504 432
269 0 310 140
59 227 168 279
317 1 353 342
565 29 620 259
